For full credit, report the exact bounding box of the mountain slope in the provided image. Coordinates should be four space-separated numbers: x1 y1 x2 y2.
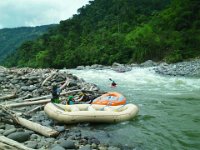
6 0 192 68
0 25 56 62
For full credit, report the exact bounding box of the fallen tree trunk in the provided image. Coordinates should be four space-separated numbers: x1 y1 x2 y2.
6 99 51 108
41 71 56 86
23 95 51 101
15 117 59 137
0 136 34 150
0 105 59 137
25 105 44 115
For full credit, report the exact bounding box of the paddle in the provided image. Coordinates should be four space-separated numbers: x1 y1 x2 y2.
109 78 117 87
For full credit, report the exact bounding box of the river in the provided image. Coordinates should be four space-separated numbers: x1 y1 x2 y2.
67 67 200 150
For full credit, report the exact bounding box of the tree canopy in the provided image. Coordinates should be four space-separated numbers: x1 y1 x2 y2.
2 0 200 68
0 25 55 63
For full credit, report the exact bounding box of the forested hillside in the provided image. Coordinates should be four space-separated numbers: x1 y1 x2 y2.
0 25 56 62
3 0 200 68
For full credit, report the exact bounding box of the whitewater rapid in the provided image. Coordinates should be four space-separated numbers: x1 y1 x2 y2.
65 67 200 149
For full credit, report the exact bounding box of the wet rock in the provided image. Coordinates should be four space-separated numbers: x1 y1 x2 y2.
91 143 97 149
54 125 65 132
0 124 5 129
50 144 65 150
30 134 39 140
41 119 53 126
79 138 88 145
37 140 47 149
46 137 56 143
7 132 30 142
25 141 38 149
59 140 76 149
140 60 158 67
5 124 15 130
3 128 16 136
76 66 85 70
154 59 200 77
0 129 4 134
79 145 92 150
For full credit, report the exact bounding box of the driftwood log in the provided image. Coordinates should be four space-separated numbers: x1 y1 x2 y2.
0 136 34 150
41 71 56 86
0 105 59 137
16 117 59 137
25 105 44 115
23 95 51 101
23 88 96 102
6 99 51 108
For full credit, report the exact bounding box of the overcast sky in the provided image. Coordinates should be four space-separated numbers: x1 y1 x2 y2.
0 0 90 29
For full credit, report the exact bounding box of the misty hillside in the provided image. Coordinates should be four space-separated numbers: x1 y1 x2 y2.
0 24 56 62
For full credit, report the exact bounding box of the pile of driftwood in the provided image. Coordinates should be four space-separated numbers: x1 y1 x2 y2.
0 69 100 149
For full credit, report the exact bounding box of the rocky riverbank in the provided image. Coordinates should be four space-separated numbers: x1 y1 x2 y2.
76 59 200 77
75 59 200 77
153 59 200 77
0 68 124 150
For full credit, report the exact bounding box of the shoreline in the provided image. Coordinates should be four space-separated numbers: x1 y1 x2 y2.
74 59 200 78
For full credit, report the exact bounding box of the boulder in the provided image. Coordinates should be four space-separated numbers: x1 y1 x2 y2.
7 132 30 142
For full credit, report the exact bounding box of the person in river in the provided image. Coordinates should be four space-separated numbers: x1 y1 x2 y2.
51 78 69 104
109 78 117 87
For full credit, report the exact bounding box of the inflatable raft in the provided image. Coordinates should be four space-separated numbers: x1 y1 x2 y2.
44 103 139 124
92 92 126 106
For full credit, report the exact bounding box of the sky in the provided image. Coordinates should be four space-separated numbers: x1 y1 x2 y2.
0 0 90 29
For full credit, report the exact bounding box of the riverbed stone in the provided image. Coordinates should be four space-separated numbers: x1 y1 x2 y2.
7 132 30 142
26 141 38 149
3 128 16 136
0 129 4 134
5 124 15 130
30 133 39 140
79 145 92 150
0 124 5 129
55 125 65 132
59 140 76 149
37 140 47 149
50 144 65 150
46 137 56 143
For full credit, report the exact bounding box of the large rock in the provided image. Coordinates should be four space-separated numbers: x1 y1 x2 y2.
50 144 65 150
7 132 31 142
58 139 76 149
140 60 158 67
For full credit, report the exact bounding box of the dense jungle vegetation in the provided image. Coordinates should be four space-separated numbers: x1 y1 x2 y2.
2 0 200 68
0 25 55 63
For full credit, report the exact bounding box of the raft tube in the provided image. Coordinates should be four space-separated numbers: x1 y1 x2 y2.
92 92 126 106
44 103 139 124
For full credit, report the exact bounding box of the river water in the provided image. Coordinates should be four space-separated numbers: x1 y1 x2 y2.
67 67 200 150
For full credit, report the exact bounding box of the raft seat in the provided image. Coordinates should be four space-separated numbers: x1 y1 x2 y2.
70 106 80 112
